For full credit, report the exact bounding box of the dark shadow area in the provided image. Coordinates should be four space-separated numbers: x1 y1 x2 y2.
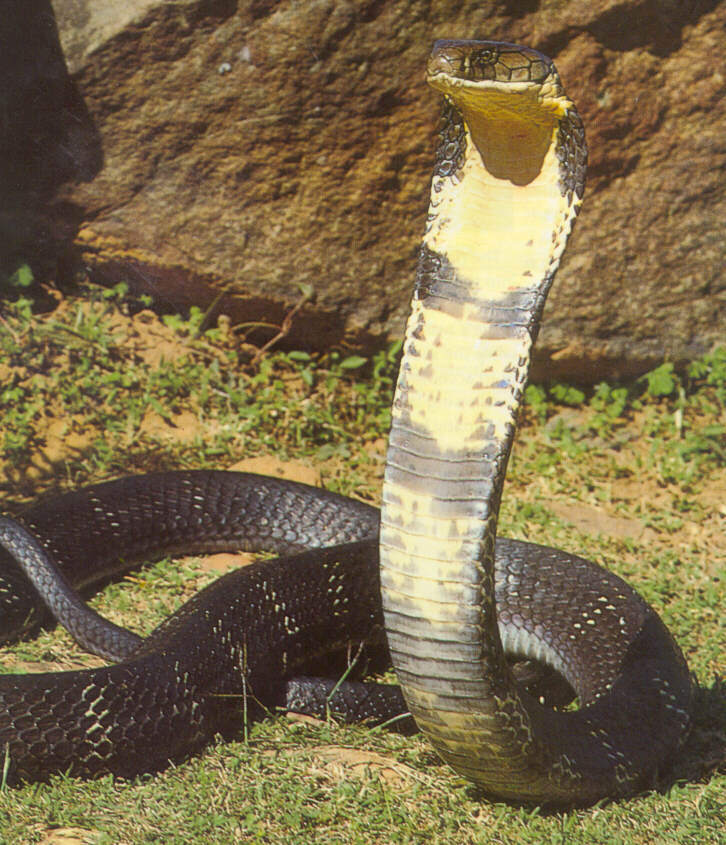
502 0 540 17
0 1 102 285
539 0 721 59
662 677 726 791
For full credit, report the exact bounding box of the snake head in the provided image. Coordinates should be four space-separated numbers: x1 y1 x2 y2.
426 39 572 127
427 40 553 86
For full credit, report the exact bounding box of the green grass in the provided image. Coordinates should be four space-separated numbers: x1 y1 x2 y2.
0 284 723 843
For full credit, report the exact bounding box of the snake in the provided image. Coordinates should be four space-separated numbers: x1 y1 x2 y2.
0 40 692 804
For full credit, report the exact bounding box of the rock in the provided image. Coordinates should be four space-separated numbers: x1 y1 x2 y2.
4 0 724 381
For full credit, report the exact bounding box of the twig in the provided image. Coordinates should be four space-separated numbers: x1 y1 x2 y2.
250 286 313 366
0 312 19 343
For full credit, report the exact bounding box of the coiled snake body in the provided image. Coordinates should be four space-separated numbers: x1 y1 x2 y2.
0 41 692 804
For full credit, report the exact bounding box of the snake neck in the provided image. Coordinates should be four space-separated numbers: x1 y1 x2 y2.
380 57 586 801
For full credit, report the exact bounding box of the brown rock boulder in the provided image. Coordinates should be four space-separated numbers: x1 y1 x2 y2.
4 0 724 381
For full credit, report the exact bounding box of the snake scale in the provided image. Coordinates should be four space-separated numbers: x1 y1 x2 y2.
0 41 692 804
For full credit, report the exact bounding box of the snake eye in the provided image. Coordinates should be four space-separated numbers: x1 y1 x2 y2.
469 49 497 79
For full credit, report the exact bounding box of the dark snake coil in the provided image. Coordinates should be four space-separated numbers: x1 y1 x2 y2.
0 41 693 804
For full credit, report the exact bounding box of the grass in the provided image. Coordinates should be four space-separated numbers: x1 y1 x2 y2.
0 281 723 844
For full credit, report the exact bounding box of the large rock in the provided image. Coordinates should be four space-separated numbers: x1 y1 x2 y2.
4 0 724 380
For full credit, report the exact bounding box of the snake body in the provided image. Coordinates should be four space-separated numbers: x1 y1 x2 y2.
0 41 692 803
379 40 691 803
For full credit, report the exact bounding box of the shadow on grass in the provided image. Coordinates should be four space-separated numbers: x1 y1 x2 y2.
665 676 726 790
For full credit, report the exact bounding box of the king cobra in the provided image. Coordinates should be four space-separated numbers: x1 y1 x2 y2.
0 40 692 804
